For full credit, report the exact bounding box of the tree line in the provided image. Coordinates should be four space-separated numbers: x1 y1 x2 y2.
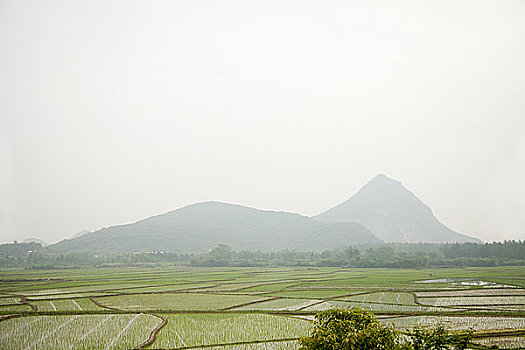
191 241 525 268
0 240 523 269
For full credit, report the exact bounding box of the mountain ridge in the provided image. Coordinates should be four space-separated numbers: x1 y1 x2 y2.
21 237 48 247
315 174 480 243
47 201 381 253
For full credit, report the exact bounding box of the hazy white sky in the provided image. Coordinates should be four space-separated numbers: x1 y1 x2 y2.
1 0 524 244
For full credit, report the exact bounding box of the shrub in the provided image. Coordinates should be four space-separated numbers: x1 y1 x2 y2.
299 308 473 350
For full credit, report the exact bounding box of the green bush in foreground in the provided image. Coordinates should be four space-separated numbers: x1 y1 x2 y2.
299 308 474 350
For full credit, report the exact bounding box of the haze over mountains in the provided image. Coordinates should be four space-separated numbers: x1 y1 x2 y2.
47 174 480 253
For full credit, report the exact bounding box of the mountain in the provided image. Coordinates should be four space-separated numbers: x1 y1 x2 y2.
70 230 90 239
21 237 48 246
315 174 481 243
47 201 381 253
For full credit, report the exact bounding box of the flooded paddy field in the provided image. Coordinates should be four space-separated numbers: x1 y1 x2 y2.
1 266 524 349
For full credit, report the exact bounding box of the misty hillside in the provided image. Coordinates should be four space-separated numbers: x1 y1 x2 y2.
70 230 90 239
315 174 481 243
47 202 381 253
21 238 48 246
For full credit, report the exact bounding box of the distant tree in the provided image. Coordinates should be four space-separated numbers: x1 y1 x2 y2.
205 244 234 266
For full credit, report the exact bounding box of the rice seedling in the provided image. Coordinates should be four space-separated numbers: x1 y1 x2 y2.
304 300 446 312
268 289 361 299
239 282 302 293
0 304 32 313
0 297 21 305
147 314 310 348
26 291 117 300
343 292 416 305
30 297 105 312
472 336 525 349
201 282 274 292
236 298 320 311
415 288 525 298
0 314 160 350
418 295 525 307
206 340 300 349
96 293 268 311
384 316 525 331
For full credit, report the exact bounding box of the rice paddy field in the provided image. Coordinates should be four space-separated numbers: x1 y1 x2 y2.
0 266 524 349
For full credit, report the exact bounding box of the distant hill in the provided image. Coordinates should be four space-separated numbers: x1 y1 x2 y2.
70 230 90 239
21 237 48 246
1 242 43 256
47 202 381 253
315 174 481 243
